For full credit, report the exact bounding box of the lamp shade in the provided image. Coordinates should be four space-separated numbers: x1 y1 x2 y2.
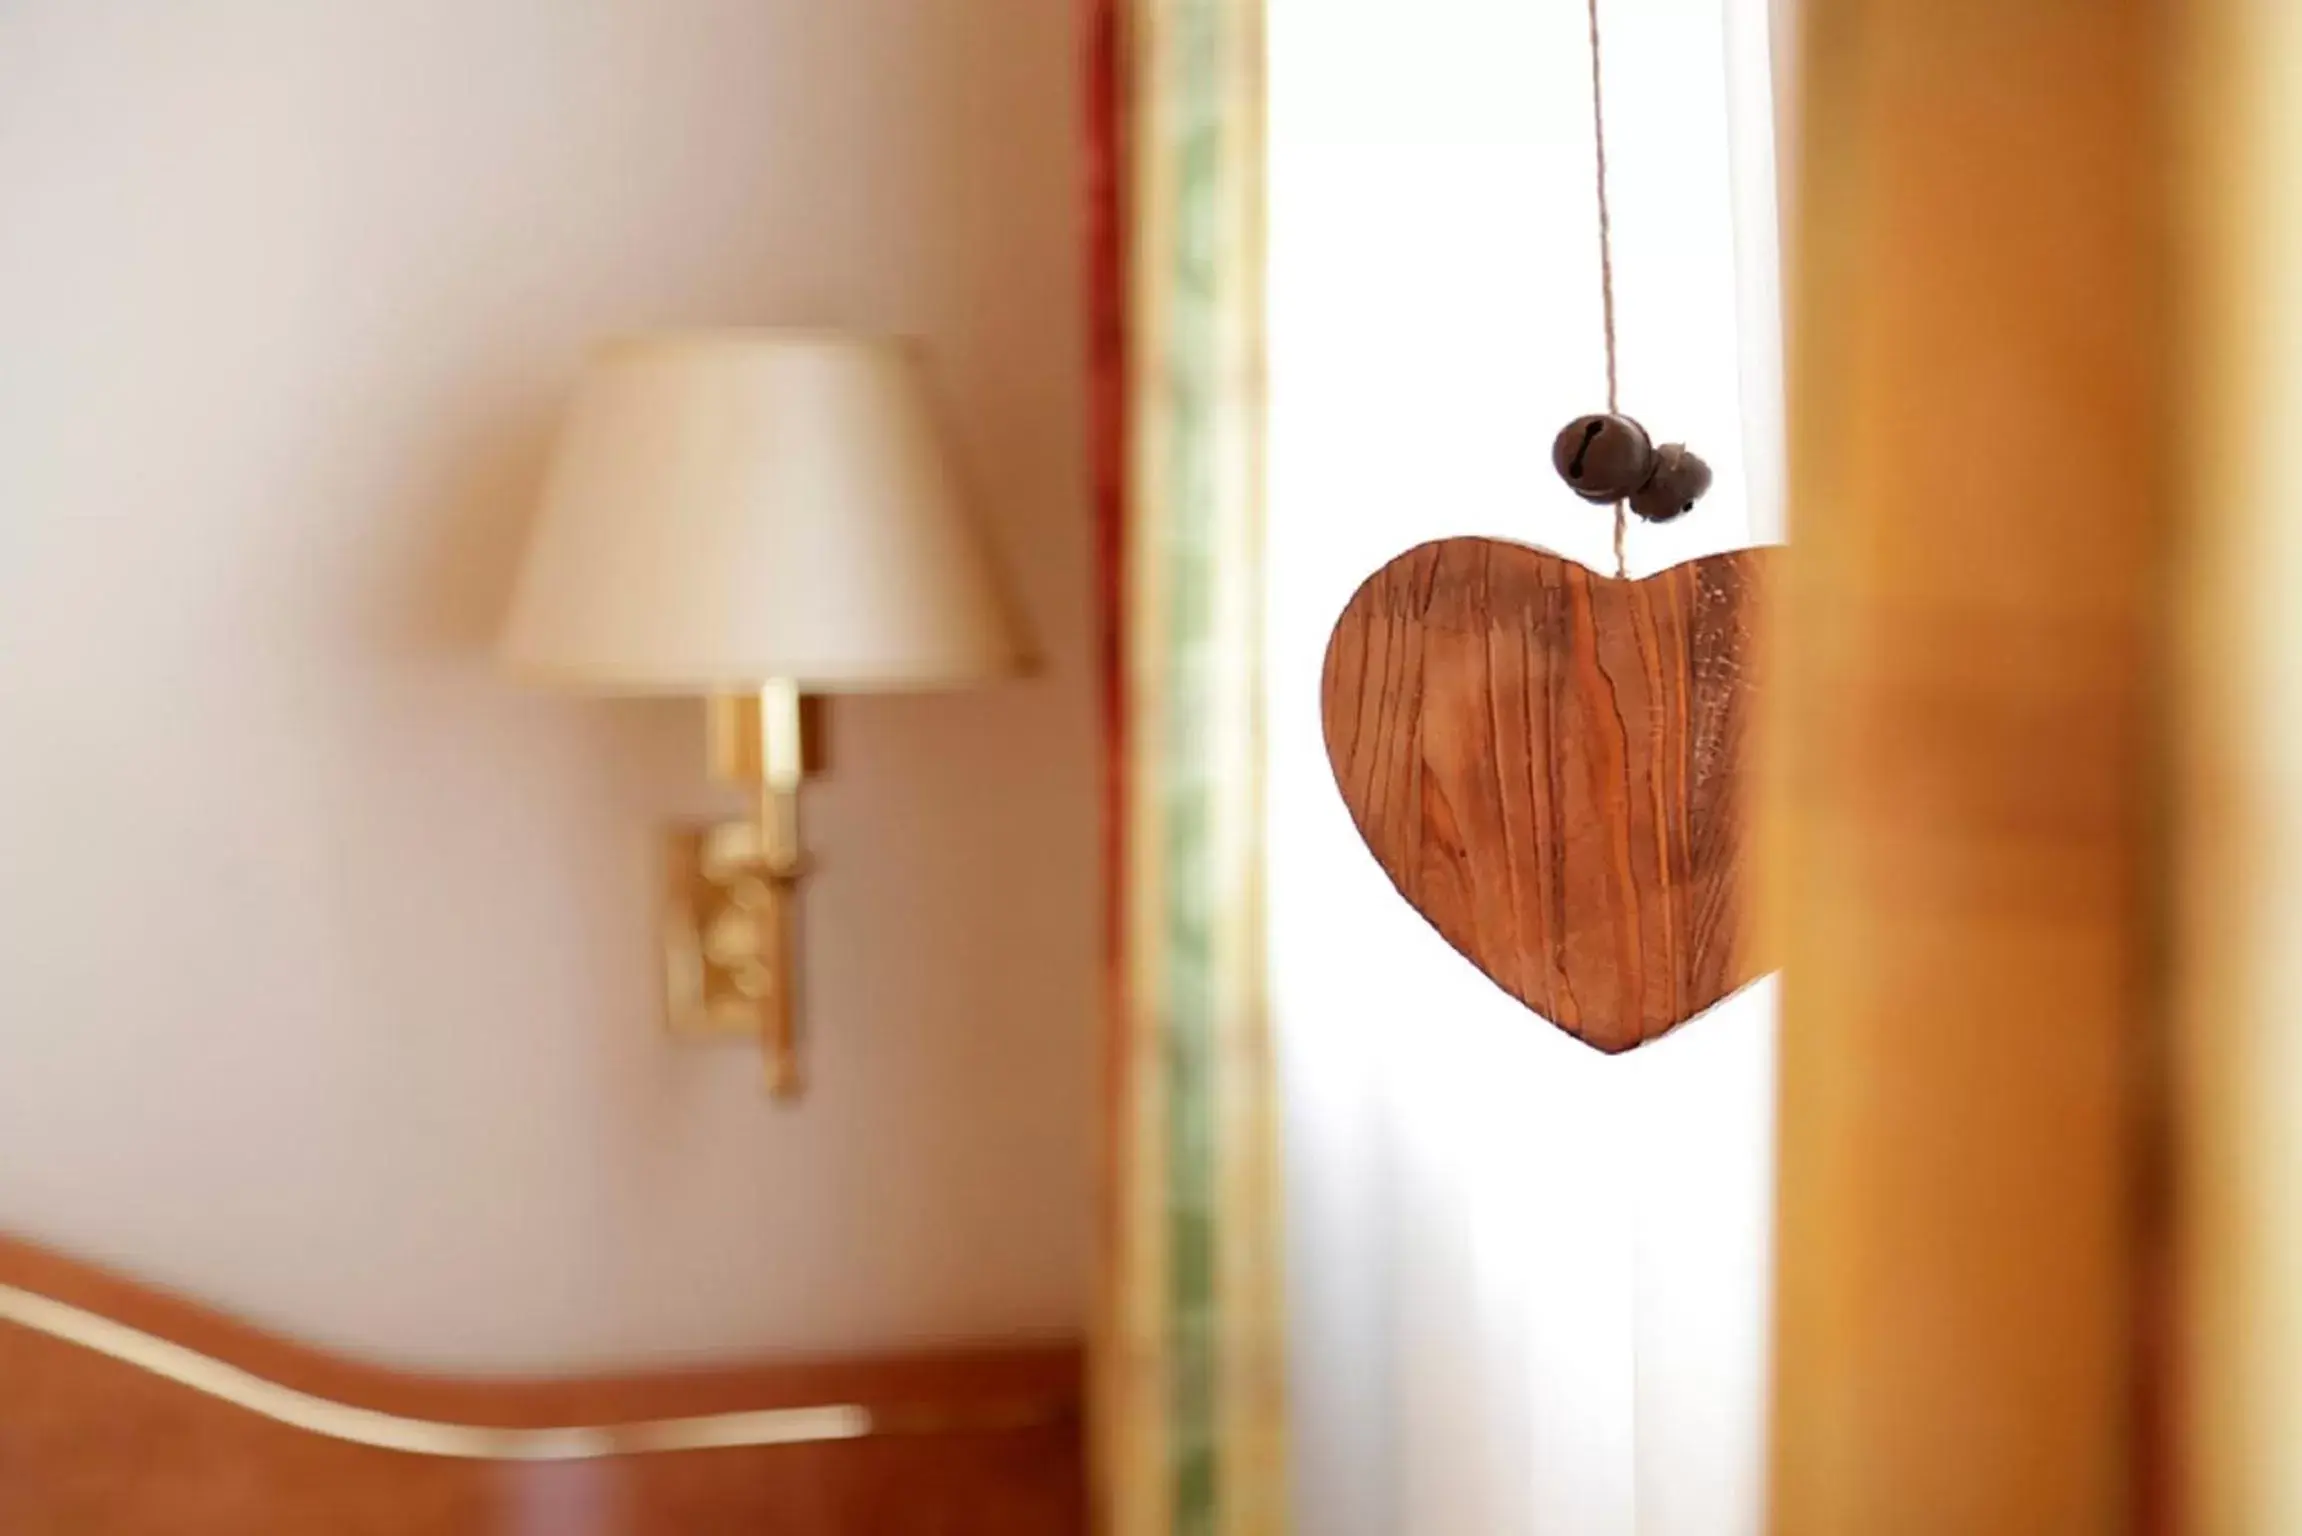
499 331 1029 694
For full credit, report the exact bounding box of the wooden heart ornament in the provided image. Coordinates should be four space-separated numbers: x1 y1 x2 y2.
1321 538 1772 1053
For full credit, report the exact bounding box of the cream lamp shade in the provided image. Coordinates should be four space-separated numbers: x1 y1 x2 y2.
499 331 1029 693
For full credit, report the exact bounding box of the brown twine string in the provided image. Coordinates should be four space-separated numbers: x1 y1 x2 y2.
1583 0 1626 579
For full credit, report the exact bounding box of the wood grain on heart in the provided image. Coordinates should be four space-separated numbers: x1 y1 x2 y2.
1321 538 1771 1053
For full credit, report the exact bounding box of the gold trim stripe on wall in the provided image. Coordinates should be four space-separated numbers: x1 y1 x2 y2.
0 1280 878 1461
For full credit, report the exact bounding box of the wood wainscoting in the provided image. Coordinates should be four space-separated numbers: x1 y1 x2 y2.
0 1233 1084 1535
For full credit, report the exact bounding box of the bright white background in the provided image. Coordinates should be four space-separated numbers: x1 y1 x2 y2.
1267 1 1785 1530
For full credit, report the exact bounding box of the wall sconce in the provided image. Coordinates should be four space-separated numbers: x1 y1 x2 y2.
498 331 1029 1100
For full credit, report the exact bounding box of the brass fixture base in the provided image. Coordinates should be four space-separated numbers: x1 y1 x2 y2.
664 820 802 1097
664 679 812 1101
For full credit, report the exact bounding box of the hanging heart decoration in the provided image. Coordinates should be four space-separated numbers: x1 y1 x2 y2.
1320 538 1771 1052
1313 0 1774 1050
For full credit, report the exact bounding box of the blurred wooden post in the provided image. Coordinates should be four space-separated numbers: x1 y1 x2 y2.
1768 2 2174 1532
2175 2 2302 1533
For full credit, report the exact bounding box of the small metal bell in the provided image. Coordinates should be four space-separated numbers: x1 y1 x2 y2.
1551 413 1654 503
1628 443 1713 523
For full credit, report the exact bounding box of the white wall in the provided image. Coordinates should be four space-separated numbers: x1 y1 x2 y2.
1269 1 1782 1532
0 0 1093 1372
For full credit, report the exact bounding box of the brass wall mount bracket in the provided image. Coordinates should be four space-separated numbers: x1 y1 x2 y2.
662 681 816 1099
